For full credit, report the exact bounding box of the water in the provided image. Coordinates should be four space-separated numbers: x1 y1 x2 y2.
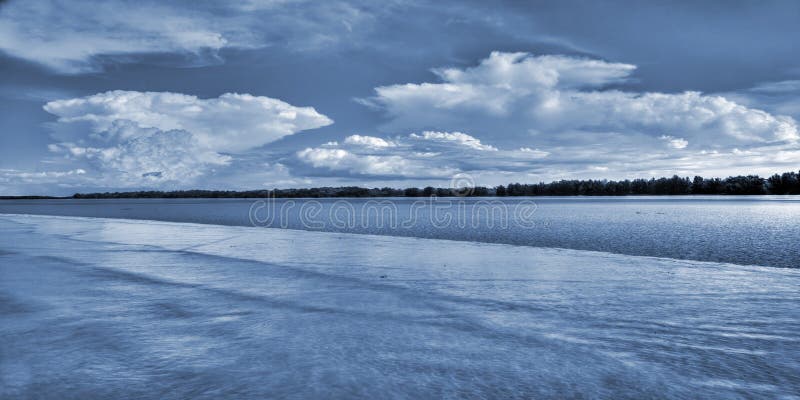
1 214 799 398
1 196 799 268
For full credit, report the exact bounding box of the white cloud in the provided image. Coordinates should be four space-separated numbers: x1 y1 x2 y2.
409 131 497 151
49 130 231 186
724 80 800 128
0 1 233 73
0 168 90 195
433 52 635 90
660 135 689 149
0 0 376 73
294 126 800 187
749 80 800 94
295 131 539 179
44 91 332 153
343 134 396 148
40 90 331 187
296 147 456 178
346 51 800 184
365 52 799 147
0 168 86 182
518 147 550 158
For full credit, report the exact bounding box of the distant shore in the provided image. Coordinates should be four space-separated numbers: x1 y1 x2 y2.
3 170 800 199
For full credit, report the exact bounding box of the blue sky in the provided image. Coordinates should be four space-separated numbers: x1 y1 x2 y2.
1 0 799 195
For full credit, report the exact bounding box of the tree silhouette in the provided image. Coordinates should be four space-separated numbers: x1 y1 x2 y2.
65 170 800 199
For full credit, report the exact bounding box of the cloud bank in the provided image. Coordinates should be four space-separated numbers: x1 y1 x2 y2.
295 132 544 180
293 130 800 187
294 48 800 185
365 52 799 148
44 91 332 152
0 0 376 73
341 51 800 183
8 51 800 193
724 80 800 127
42 91 331 187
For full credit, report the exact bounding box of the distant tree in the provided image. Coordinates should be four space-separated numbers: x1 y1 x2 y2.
631 179 650 195
791 171 800 194
404 187 421 197
768 172 800 194
472 186 489 196
435 188 451 197
691 176 705 194
724 175 765 195
768 174 786 194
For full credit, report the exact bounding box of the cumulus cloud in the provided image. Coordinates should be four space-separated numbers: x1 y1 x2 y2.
48 130 231 186
660 135 689 149
343 134 396 148
9 49 800 192
365 52 799 147
724 80 800 126
0 0 376 73
346 51 800 183
297 147 457 178
409 131 497 151
44 91 332 152
365 53 636 118
41 90 331 187
293 127 799 187
295 131 543 179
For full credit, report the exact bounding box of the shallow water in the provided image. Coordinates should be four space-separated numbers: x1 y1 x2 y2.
1 196 799 268
1 215 799 398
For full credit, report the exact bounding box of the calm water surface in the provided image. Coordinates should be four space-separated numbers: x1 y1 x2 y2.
1 196 799 268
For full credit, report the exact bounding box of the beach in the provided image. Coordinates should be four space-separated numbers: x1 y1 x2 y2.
2 214 799 398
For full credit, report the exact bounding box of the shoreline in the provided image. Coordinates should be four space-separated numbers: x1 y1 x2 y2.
0 213 787 272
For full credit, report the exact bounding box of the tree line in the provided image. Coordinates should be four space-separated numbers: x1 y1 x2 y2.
495 173 797 196
66 170 800 199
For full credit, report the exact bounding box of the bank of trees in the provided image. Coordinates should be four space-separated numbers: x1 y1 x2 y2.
73 187 402 199
70 170 800 199
496 173 785 196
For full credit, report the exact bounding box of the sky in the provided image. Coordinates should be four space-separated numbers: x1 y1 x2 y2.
1 0 799 195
